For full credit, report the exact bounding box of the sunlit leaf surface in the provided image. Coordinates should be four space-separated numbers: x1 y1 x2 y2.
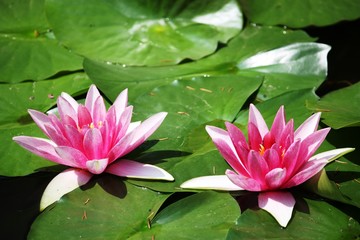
46 0 243 66
0 0 83 83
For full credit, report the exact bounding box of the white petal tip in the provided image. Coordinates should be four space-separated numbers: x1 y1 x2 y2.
180 175 243 191
106 160 174 181
40 169 92 211
258 191 295 228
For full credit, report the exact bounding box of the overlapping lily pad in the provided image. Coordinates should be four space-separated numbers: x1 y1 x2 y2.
85 25 327 103
0 0 83 83
239 0 360 28
46 0 243 66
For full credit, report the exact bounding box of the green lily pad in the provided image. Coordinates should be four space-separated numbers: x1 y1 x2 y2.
0 73 92 176
311 82 360 129
228 195 360 239
28 177 171 239
0 0 83 83
238 0 360 28
131 191 240 239
46 0 243 66
85 25 325 103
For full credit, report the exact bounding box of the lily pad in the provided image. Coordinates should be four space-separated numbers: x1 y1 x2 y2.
85 25 325 103
28 177 170 239
310 82 360 129
132 191 240 239
238 0 360 28
0 0 83 83
46 0 243 66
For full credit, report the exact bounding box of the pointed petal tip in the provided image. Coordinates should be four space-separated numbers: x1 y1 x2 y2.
310 147 355 163
180 175 243 191
106 159 174 181
40 168 92 211
258 191 295 228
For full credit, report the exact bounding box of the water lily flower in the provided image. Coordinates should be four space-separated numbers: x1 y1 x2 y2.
181 104 353 227
13 85 174 210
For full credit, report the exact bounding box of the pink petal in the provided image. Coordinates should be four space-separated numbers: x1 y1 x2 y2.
263 148 281 170
298 128 330 163
265 168 287 189
114 106 133 143
85 85 101 115
225 122 249 164
108 112 167 161
83 128 104 159
44 124 71 146
249 104 269 138
126 121 141 135
28 109 51 136
77 105 92 128
106 159 174 181
55 146 88 169
248 122 262 151
63 124 84 151
113 88 128 123
258 191 295 227
40 168 92 211
180 175 243 191
57 94 78 124
309 148 355 163
206 125 250 177
247 150 269 183
294 112 321 141
12 136 76 166
283 159 328 188
270 106 285 141
279 119 294 149
226 169 262 191
61 92 79 111
282 140 301 178
92 95 107 126
86 158 109 174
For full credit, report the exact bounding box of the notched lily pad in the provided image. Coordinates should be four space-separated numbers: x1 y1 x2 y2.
46 0 243 66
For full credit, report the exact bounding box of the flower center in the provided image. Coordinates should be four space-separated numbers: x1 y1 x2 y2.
259 144 265 156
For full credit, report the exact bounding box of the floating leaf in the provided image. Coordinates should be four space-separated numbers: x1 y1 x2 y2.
0 0 83 83
238 0 360 28
85 26 325 102
311 82 360 129
132 191 240 239
28 178 170 239
46 0 243 66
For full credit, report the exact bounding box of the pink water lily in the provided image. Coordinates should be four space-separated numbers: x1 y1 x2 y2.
181 104 353 227
13 85 174 210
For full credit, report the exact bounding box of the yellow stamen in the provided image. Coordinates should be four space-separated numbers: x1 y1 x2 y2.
89 122 95 129
259 144 265 156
